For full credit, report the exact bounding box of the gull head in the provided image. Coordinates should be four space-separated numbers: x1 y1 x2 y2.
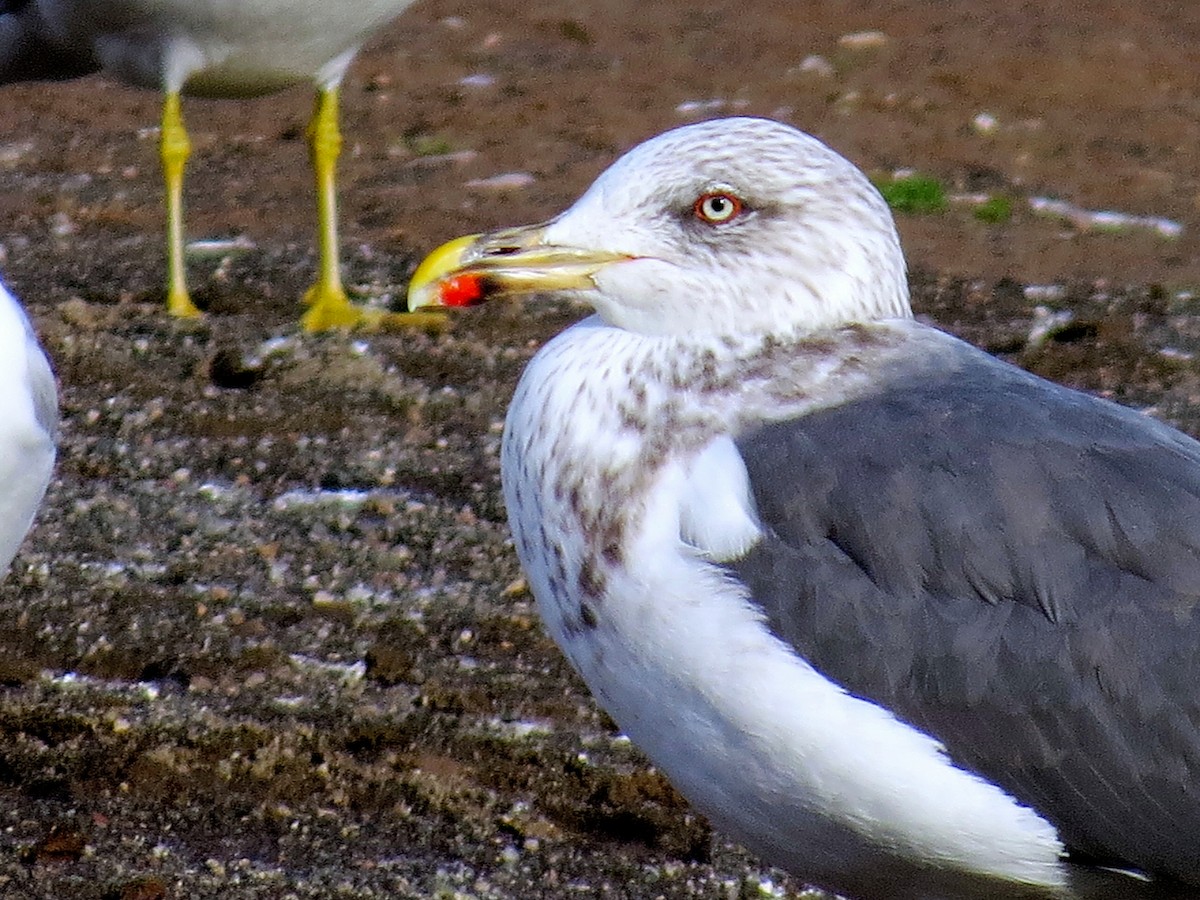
409 117 912 339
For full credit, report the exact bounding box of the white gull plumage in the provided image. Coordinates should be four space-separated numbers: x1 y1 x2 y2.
0 276 56 576
409 117 1200 899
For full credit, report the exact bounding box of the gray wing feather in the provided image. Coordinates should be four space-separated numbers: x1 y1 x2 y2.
728 341 1200 882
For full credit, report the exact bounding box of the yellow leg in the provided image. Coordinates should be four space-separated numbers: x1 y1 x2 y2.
300 86 367 331
161 92 202 317
299 87 448 333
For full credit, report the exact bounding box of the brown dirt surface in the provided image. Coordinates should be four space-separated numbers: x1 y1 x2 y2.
2 2 1200 898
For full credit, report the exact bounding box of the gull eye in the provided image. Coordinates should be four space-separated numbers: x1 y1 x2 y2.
693 191 744 225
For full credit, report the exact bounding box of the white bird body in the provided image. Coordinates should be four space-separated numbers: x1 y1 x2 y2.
0 280 56 576
503 318 1067 898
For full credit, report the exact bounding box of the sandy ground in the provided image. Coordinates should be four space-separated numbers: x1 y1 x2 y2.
2 2 1200 898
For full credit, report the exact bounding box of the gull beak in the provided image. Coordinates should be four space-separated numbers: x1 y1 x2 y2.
407 224 635 311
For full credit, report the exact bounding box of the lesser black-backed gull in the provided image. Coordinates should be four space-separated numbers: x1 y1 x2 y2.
0 0 420 330
0 275 56 575
407 117 1200 899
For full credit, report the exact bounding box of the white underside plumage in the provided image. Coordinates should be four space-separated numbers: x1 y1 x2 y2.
9 0 414 93
0 282 56 576
502 316 1067 895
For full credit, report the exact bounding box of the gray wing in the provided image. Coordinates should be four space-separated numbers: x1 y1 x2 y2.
0 1 97 83
727 341 1200 882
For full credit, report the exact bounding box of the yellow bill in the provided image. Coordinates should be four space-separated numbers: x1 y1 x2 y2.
407 225 634 311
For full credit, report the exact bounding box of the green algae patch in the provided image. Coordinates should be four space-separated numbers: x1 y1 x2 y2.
974 194 1014 224
872 173 948 214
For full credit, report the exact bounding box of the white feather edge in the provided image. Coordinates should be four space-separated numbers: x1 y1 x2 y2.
679 436 762 561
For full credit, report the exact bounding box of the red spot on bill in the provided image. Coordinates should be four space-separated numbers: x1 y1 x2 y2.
441 273 485 307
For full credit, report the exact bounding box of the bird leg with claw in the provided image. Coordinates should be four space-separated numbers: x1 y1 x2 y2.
160 92 201 318
300 86 362 330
